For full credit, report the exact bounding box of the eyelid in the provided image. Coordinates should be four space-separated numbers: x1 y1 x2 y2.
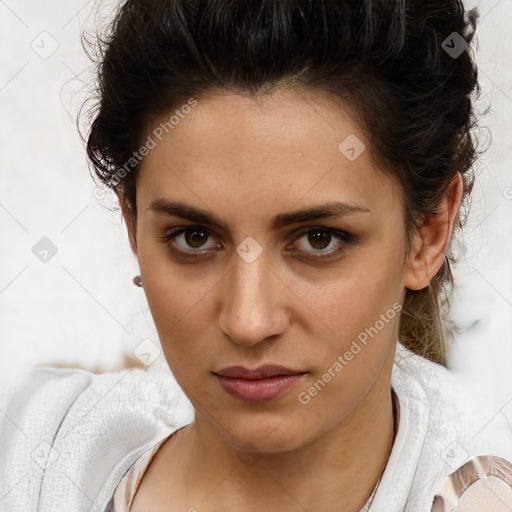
159 225 356 258
160 226 222 253
286 226 356 259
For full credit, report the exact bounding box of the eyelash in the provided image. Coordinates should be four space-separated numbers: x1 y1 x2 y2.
158 226 358 261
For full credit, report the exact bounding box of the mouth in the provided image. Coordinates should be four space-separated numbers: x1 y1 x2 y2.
213 365 307 403
213 364 306 379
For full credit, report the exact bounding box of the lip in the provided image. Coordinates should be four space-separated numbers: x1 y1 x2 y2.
213 365 306 403
214 364 305 379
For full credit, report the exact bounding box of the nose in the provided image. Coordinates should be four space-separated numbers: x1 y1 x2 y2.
217 249 289 347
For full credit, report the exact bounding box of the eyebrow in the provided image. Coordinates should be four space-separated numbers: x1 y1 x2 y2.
146 199 370 230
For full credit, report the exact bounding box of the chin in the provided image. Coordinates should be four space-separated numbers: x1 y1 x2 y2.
211 412 318 453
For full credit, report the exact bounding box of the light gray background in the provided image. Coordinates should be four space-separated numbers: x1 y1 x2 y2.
0 1 511 420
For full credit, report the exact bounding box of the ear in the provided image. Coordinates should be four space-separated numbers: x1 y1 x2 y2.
404 173 463 291
119 192 138 256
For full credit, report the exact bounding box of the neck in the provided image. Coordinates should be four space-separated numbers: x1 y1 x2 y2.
179 377 398 511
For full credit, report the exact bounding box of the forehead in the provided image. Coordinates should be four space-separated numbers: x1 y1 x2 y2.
137 88 401 217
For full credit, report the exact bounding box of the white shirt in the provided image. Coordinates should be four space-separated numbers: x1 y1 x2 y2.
1 341 511 511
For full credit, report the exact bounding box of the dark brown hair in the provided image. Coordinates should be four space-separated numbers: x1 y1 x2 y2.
84 0 483 366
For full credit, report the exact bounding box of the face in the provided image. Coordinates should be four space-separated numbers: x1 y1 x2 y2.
125 87 411 452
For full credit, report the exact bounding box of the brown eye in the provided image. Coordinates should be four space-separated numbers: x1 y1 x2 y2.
160 227 222 254
183 229 209 248
306 230 332 251
287 227 358 261
159 226 357 261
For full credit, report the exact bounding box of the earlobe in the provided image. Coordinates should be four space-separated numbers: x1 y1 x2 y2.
404 235 430 291
403 173 463 291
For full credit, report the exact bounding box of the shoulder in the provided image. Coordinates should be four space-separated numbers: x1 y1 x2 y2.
390 342 512 509
0 366 94 509
0 364 183 438
432 454 512 510
393 342 512 460
0 364 192 511
0 365 95 467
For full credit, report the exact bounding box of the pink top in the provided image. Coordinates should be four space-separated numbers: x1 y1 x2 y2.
108 436 512 511
108 433 171 512
431 455 512 511
107 427 378 512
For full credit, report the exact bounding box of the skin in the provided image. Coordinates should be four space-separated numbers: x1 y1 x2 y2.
120 87 463 511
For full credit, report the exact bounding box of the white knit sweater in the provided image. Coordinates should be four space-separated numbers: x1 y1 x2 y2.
1 341 511 512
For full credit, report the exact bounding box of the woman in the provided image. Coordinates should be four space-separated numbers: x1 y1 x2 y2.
1 0 512 511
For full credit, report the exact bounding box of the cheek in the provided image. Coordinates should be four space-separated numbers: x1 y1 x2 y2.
308 253 404 339
142 274 207 350
299 250 405 384
137 243 208 357
294 268 403 420
138 229 200 318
